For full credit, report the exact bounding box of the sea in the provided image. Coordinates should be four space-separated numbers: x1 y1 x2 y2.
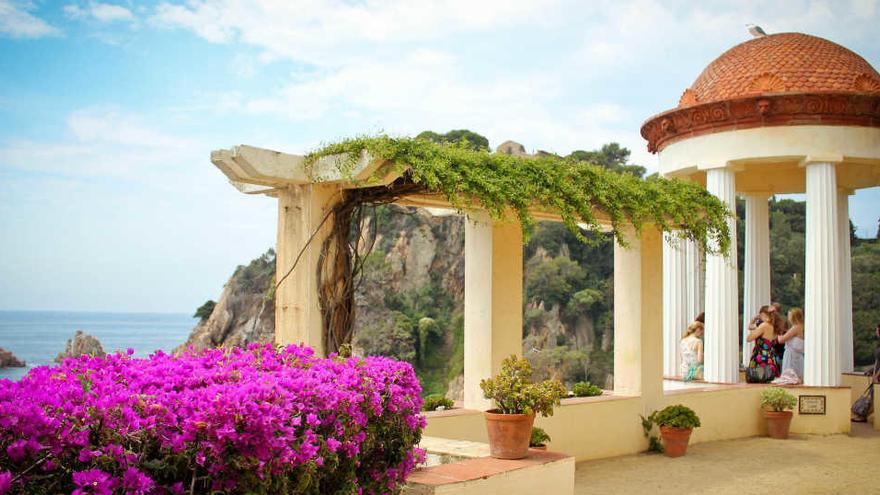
0 311 196 381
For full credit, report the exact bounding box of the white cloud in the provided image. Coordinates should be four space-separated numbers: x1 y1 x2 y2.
0 0 60 38
64 2 134 23
151 0 557 65
1 109 201 181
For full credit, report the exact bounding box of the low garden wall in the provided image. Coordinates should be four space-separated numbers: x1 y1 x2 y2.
425 382 852 462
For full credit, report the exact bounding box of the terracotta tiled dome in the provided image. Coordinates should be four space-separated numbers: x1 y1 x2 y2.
678 33 880 107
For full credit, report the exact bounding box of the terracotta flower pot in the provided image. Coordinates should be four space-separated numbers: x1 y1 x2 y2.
484 410 535 459
659 426 693 458
764 410 793 439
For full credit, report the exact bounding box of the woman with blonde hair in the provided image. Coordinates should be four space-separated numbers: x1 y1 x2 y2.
773 308 805 384
680 321 704 382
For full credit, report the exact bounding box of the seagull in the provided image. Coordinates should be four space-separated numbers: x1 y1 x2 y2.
747 23 767 38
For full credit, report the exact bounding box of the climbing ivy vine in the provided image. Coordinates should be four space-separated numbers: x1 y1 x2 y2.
296 135 732 354
306 135 731 252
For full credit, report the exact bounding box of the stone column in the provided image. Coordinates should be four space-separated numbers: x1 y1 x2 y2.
837 189 854 373
463 211 523 410
703 167 739 383
662 233 688 377
275 184 341 355
614 227 664 412
803 162 840 386
685 239 704 323
742 193 771 367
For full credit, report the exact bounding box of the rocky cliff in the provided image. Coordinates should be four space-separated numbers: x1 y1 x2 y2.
181 200 615 398
0 348 25 368
55 330 106 362
178 250 275 352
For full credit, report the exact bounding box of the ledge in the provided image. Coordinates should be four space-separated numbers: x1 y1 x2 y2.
640 92 880 153
407 450 571 486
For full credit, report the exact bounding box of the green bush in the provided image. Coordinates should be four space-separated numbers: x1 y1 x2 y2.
422 394 454 412
572 381 603 397
648 404 701 429
480 355 567 416
530 427 552 447
760 387 798 412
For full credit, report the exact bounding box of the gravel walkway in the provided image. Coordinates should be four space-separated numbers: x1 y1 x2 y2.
575 423 880 494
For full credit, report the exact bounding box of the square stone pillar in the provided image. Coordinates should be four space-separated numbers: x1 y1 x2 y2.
274 184 340 355
614 227 664 411
463 211 523 410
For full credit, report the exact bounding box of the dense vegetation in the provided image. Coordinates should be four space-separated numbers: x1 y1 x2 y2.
0 345 424 494
306 135 732 254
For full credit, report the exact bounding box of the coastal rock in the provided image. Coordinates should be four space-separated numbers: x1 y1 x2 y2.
0 347 25 368
55 330 106 363
178 250 275 352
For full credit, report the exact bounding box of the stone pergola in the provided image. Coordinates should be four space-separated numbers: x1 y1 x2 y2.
642 32 880 387
210 146 667 412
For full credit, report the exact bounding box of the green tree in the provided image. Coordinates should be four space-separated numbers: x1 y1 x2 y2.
567 142 647 178
416 129 490 151
852 240 880 366
193 300 216 321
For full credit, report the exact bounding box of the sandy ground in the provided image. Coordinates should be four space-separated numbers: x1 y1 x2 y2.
575 423 880 494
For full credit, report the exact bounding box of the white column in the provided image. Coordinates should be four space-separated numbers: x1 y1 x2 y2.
837 189 854 373
703 167 739 383
685 239 704 322
463 212 523 410
614 227 664 412
742 193 771 367
662 233 688 377
804 162 840 386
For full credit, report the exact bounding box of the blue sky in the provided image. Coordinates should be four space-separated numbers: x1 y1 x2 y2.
0 0 878 313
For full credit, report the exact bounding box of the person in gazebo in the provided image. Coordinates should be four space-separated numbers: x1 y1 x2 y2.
745 305 781 383
680 321 704 382
773 308 805 384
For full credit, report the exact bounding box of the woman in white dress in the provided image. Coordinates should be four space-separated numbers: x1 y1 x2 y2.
680 321 704 381
774 308 804 384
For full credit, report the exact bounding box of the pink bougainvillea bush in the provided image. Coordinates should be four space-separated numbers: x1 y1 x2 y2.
0 344 425 494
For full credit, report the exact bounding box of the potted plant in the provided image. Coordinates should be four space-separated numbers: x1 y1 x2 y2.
645 404 701 457
529 427 551 450
760 387 797 439
480 355 567 459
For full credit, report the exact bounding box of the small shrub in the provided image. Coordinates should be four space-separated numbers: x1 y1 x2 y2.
649 405 701 429
530 427 551 447
422 394 454 412
760 387 797 412
572 381 603 397
480 355 567 416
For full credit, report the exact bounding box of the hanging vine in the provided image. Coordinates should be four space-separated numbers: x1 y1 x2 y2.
289 135 732 354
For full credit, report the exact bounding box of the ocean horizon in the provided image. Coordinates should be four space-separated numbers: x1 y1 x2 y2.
0 310 197 381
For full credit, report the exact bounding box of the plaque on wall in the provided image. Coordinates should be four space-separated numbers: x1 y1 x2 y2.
798 395 826 415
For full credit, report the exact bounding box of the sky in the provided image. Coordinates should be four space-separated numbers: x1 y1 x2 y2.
0 0 878 313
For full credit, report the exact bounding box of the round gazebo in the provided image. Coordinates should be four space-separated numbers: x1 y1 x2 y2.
642 32 880 387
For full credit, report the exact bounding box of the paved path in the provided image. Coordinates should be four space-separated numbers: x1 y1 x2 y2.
575 423 880 494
